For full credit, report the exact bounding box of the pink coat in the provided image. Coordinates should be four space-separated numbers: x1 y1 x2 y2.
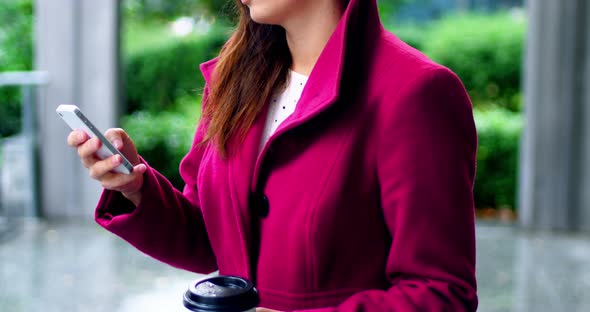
96 0 478 310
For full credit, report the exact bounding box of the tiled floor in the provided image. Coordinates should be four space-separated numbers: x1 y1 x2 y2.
0 219 206 312
476 222 590 312
1 219 589 311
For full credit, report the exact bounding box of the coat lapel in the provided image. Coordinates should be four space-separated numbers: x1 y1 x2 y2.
228 103 269 278
251 0 376 191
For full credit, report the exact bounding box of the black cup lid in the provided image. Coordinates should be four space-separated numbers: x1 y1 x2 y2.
183 276 259 312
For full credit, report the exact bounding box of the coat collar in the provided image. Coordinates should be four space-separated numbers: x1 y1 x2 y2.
199 0 383 170
199 0 382 109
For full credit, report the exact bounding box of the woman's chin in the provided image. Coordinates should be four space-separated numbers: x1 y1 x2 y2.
249 12 278 25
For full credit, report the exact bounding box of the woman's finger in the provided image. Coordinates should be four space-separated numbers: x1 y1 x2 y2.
105 128 142 165
80 154 100 169
67 130 88 147
100 163 147 193
104 128 125 150
88 155 123 180
77 137 101 159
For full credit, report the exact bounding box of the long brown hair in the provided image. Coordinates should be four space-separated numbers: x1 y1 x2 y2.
201 1 292 157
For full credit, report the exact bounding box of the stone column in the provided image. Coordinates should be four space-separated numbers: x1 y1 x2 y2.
519 0 590 231
578 1 590 232
35 0 120 218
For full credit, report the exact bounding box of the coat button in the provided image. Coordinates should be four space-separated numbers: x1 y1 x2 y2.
250 192 270 217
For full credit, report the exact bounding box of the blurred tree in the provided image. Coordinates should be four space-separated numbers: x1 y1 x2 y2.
198 0 234 18
123 0 235 20
379 0 411 20
0 0 33 138
0 0 33 71
123 0 411 21
124 0 200 20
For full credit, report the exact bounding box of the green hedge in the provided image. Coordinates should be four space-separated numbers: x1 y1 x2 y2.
123 27 228 114
391 13 526 111
0 0 33 138
125 13 526 115
122 0 235 21
473 108 522 209
390 23 430 51
423 13 525 111
122 96 201 189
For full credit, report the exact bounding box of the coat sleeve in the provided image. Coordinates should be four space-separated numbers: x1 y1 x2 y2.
297 67 479 312
94 86 218 274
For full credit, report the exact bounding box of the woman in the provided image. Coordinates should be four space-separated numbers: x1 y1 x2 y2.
68 0 478 310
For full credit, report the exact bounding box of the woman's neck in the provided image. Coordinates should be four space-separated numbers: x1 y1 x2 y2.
282 1 345 76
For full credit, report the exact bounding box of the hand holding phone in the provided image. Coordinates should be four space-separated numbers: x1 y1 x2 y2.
56 105 134 174
58 105 146 206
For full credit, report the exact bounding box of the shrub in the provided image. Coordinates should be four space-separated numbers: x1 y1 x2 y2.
0 0 33 138
0 88 23 139
378 0 412 25
473 107 522 209
421 13 526 111
123 27 228 114
122 96 201 189
123 0 234 21
389 23 430 51
0 0 32 71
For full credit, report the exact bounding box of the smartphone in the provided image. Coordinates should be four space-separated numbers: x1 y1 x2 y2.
56 104 133 174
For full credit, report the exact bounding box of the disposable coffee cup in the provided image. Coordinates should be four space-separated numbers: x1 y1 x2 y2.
183 276 259 312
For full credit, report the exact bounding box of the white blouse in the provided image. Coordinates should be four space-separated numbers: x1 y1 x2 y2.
259 70 309 152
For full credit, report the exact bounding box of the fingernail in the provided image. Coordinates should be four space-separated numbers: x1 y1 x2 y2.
113 139 123 149
77 132 85 140
137 164 147 173
112 155 121 165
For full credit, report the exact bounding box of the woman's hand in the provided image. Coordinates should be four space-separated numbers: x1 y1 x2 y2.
67 128 147 206
256 308 283 312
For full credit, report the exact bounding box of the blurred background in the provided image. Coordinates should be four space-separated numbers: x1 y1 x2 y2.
1 0 589 311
